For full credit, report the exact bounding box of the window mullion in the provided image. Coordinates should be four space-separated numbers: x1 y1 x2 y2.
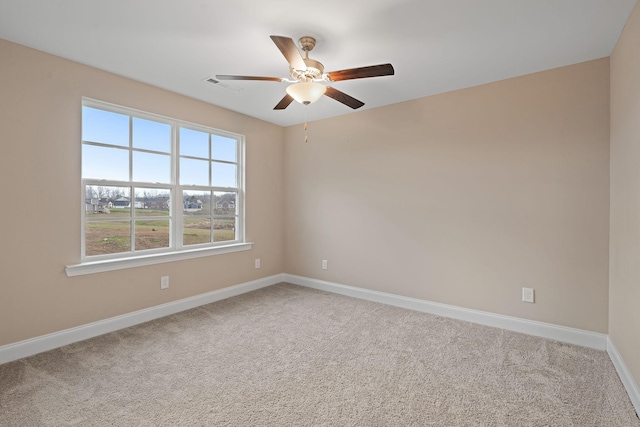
208 133 213 186
129 117 135 253
130 185 135 252
174 122 182 249
210 190 215 244
209 134 213 243
236 136 244 242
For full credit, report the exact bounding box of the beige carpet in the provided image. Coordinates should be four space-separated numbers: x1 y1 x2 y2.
1 283 638 426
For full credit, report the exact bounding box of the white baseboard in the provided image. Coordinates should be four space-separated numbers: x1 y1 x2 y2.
0 273 286 365
284 274 608 351
608 338 640 416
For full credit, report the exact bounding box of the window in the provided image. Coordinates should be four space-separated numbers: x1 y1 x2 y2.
80 99 245 263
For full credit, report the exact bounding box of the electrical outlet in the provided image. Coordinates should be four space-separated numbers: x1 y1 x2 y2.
322 259 328 270
160 276 169 290
255 258 261 269
522 287 534 303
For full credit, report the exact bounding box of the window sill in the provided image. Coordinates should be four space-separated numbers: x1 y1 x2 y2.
65 242 253 277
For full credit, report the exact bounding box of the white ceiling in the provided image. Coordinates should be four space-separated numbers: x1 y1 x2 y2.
0 0 636 127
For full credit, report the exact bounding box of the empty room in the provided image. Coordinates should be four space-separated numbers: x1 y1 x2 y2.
1 0 639 425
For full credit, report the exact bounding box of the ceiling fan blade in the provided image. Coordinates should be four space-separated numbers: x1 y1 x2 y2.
274 94 294 110
326 63 395 82
324 86 365 109
215 75 283 82
270 35 306 70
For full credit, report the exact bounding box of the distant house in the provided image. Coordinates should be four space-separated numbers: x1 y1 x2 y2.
85 199 111 214
183 199 203 211
110 198 142 209
215 201 235 211
112 197 130 208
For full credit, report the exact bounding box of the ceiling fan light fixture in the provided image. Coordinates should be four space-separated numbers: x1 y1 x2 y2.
286 82 326 105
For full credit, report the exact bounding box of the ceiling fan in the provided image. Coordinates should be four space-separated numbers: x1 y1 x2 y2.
216 35 395 110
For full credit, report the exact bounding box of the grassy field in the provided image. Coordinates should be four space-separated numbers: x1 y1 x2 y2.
86 209 235 256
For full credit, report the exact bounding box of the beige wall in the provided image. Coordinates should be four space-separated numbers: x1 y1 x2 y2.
0 39 285 347
610 1 640 388
284 58 611 333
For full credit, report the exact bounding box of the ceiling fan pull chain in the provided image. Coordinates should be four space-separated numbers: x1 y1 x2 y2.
304 105 309 143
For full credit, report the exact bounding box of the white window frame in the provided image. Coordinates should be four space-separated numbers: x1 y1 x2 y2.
66 98 251 276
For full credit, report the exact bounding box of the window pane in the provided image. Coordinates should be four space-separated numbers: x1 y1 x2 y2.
85 220 131 256
212 162 236 188
133 151 171 183
180 128 209 158
214 217 236 242
212 135 237 162
82 106 129 147
180 158 209 186
82 145 129 181
135 219 170 251
86 185 130 215
183 217 211 246
214 191 236 215
134 188 170 216
133 117 171 153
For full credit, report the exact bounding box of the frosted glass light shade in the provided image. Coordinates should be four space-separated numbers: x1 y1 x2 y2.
286 82 326 105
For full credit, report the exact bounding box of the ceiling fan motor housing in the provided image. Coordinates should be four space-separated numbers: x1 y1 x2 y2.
289 36 325 82
291 57 324 81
